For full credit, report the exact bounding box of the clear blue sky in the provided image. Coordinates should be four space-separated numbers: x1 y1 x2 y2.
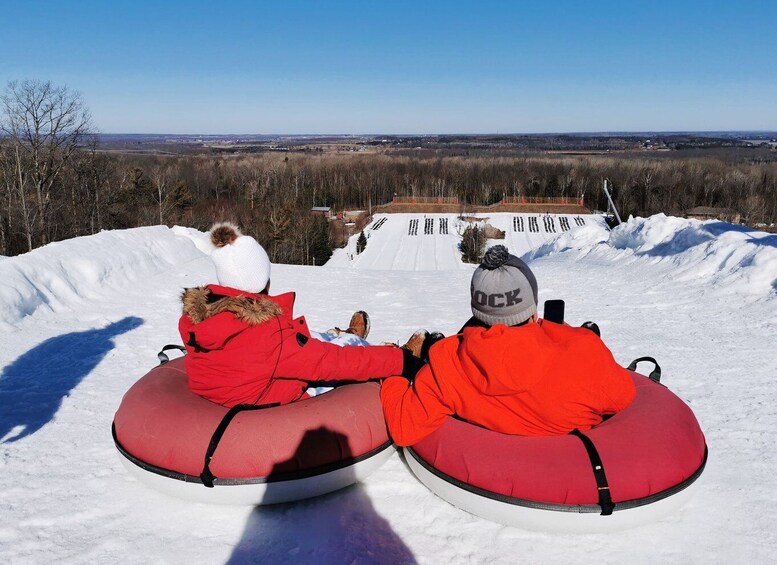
2 0 776 134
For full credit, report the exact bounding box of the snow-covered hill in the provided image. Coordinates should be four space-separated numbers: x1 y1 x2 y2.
325 212 609 270
1 216 776 563
0 226 205 330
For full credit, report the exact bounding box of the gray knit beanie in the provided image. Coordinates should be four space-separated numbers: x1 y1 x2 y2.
470 245 538 326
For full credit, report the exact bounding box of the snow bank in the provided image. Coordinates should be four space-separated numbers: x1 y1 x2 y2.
609 214 777 297
0 227 205 328
524 222 610 260
528 214 777 299
171 225 213 255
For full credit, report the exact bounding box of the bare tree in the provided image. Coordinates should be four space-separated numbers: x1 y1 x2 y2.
150 162 176 225
639 167 655 213
267 202 293 244
71 138 112 234
0 141 34 251
0 146 12 254
1 79 92 248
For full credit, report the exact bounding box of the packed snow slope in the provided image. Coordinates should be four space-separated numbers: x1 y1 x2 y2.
1 215 776 564
326 212 608 270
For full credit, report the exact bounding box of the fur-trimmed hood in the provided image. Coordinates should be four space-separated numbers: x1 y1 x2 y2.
181 286 283 326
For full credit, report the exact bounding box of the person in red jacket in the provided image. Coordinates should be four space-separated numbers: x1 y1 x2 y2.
179 222 420 408
381 245 636 446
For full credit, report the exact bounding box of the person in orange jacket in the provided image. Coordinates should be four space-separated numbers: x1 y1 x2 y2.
380 245 636 447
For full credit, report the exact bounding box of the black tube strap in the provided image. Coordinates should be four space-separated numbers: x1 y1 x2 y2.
187 332 210 353
157 344 187 365
569 429 615 515
200 402 280 488
627 356 662 383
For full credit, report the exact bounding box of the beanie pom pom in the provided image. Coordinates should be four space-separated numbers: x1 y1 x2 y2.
481 245 510 270
210 222 241 248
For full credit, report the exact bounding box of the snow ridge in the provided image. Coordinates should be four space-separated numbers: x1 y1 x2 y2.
528 214 777 299
0 226 205 328
609 215 777 297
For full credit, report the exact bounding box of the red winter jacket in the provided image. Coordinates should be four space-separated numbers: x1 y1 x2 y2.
179 285 403 407
381 320 636 446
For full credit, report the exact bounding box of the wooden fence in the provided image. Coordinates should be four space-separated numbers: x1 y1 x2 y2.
501 196 585 206
390 195 583 206
392 196 460 204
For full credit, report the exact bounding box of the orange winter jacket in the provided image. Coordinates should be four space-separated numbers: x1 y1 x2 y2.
380 320 636 446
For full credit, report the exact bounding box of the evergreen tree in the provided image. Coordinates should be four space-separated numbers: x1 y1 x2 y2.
460 224 486 264
356 230 367 254
310 217 333 266
172 181 193 210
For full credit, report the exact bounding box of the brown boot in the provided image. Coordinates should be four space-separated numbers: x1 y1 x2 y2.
344 311 370 340
402 329 429 358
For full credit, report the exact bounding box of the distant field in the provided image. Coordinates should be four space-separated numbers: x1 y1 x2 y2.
95 132 777 159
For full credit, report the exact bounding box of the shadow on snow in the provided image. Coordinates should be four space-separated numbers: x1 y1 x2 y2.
0 316 144 443
228 427 416 565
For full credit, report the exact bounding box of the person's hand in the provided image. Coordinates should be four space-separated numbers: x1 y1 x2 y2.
398 329 428 381
420 332 445 362
402 329 428 358
400 348 425 381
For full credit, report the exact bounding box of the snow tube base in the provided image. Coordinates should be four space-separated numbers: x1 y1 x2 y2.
118 443 394 506
113 357 395 505
404 447 702 533
402 372 707 532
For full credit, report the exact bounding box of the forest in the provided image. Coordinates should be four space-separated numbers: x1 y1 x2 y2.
2 80 776 263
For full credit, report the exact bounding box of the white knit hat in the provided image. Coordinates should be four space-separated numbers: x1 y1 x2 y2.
209 222 271 293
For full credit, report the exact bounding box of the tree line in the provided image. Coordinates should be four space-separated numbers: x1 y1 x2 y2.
2 80 776 260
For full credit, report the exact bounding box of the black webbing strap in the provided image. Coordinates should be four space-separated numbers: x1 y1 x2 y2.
627 356 662 383
187 332 210 353
200 402 279 488
569 429 615 516
157 344 186 365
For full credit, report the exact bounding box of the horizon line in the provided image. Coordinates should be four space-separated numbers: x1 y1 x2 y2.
95 129 777 137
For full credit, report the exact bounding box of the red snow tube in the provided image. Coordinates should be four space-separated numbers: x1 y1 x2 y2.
404 370 707 528
112 357 393 505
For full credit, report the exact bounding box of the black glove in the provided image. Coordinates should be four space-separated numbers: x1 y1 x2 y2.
581 321 601 337
401 348 426 381
421 332 445 363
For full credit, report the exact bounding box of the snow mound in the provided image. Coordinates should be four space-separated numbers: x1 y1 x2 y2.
524 214 777 298
524 223 610 260
171 225 214 255
610 215 777 297
0 227 205 328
